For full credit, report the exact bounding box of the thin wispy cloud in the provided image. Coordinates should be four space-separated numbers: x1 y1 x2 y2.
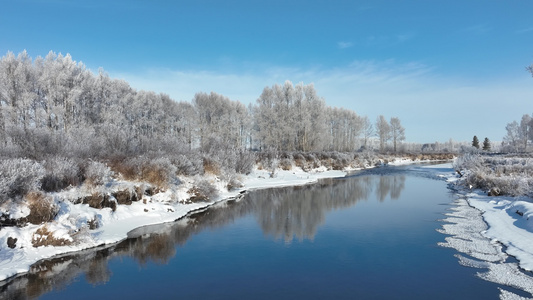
396 33 415 43
113 60 533 143
337 41 353 49
516 27 533 34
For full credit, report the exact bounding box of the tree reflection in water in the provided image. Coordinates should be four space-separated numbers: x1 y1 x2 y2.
0 173 405 300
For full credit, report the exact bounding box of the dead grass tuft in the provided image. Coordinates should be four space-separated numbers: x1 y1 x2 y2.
203 158 221 175
25 191 58 225
32 226 72 247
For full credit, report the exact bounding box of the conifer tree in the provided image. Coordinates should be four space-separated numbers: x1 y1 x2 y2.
482 137 491 151
472 135 480 149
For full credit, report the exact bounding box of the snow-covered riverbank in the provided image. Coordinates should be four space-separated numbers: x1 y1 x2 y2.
0 165 347 281
441 166 533 299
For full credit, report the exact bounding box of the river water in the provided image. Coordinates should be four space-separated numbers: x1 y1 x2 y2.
0 165 521 299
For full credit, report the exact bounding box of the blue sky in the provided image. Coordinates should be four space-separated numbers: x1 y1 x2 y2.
1 0 533 143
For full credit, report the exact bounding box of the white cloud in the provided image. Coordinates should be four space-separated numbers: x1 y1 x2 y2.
337 41 353 49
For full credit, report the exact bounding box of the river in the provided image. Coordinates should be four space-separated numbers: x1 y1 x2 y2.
0 165 528 299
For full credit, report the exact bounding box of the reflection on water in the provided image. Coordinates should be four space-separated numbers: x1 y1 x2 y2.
0 174 405 300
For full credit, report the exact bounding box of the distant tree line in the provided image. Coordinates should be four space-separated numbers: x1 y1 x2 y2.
0 50 406 161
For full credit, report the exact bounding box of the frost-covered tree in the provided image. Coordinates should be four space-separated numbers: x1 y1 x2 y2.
193 91 250 151
361 116 374 149
253 81 331 152
502 114 533 152
482 137 491 151
389 117 405 153
519 114 532 151
503 120 520 151
472 136 480 149
326 107 363 152
376 115 391 152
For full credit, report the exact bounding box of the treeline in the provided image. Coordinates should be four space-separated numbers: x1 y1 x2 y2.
0 50 406 160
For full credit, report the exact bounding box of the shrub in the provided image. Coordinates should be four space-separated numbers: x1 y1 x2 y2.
226 176 244 191
0 158 45 204
234 151 255 175
172 154 202 176
109 156 145 181
41 156 82 192
188 177 218 202
279 158 292 170
25 191 59 225
141 157 177 188
203 157 221 175
84 161 113 186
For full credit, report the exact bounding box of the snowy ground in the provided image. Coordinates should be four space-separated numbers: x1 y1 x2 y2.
1 158 533 300
440 165 533 299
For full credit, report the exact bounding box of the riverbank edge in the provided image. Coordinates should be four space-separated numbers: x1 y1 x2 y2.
444 173 533 273
0 157 449 282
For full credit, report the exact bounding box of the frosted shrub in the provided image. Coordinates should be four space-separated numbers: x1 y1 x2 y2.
188 176 218 202
234 151 255 175
142 157 177 188
0 158 45 203
84 161 113 186
226 176 244 191
172 154 202 176
41 156 81 192
292 152 307 170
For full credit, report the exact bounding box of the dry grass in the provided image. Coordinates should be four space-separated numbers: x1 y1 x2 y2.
32 226 72 247
279 158 292 171
25 191 58 225
87 216 99 230
142 167 168 188
203 157 221 175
